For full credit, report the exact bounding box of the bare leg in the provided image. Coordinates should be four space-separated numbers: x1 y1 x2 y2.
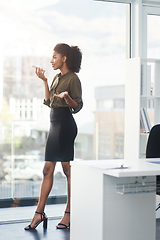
25 161 56 229
56 161 71 228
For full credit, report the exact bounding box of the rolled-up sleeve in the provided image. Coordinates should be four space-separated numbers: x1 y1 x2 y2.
69 77 83 114
43 98 51 107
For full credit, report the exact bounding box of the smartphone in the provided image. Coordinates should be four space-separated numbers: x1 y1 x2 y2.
32 65 38 69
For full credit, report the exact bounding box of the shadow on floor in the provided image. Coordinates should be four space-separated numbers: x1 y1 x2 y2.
1 218 160 240
0 218 70 240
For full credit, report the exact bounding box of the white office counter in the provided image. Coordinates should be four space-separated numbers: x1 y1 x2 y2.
70 159 160 240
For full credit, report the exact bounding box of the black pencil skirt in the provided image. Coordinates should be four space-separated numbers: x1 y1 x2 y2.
45 107 77 162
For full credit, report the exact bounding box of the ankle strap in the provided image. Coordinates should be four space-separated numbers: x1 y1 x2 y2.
65 211 70 214
35 211 44 215
35 211 45 221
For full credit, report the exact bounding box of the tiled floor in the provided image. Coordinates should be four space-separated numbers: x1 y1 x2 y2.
1 200 160 240
1 219 160 240
0 219 70 240
157 219 160 240
0 204 69 240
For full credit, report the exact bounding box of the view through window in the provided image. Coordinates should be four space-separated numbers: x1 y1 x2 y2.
146 14 160 126
0 0 127 204
148 14 160 59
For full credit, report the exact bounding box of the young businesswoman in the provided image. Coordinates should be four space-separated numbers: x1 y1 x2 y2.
25 43 83 230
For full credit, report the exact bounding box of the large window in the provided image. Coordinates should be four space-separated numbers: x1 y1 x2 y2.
145 12 160 126
0 0 127 206
147 14 160 59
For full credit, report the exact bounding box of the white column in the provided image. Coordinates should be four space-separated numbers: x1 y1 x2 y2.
131 0 142 57
131 0 148 59
124 58 141 160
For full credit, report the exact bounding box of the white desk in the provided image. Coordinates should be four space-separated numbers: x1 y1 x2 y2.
70 159 160 240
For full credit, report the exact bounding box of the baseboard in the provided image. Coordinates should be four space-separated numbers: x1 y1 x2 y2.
0 195 67 208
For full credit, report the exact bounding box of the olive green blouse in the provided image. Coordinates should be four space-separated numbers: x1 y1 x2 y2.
44 71 83 113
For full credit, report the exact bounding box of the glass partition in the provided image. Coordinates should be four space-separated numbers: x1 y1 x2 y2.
147 14 160 126
147 14 160 59
0 0 127 207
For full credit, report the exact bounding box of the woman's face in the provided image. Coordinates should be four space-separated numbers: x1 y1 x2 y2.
50 51 65 70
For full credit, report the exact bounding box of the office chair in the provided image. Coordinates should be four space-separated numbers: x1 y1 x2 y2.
146 124 160 211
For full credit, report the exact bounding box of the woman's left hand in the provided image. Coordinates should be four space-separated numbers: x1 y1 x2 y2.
54 91 69 99
54 91 77 109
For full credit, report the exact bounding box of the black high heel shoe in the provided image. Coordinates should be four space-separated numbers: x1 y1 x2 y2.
56 211 70 229
24 211 48 230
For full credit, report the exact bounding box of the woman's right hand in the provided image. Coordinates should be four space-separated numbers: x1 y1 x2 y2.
35 67 47 81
